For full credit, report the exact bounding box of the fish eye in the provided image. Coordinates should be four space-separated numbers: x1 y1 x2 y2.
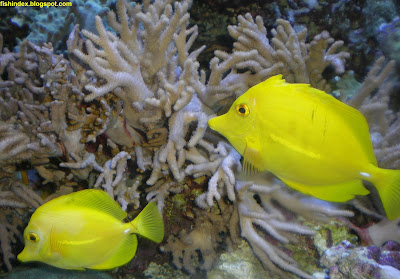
236 104 250 117
27 233 39 243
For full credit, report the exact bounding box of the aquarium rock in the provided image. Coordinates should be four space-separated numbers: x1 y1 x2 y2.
208 240 276 279
321 240 400 279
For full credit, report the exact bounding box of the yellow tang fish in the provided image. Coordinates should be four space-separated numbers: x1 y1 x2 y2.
17 189 164 270
208 75 400 220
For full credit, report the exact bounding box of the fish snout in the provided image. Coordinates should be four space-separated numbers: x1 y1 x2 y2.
17 247 37 263
17 249 29 262
207 117 217 130
208 115 225 133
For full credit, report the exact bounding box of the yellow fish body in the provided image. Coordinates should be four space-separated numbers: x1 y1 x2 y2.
208 75 400 220
17 189 164 270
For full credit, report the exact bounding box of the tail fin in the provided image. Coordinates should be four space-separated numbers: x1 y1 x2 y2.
370 166 400 220
130 202 164 243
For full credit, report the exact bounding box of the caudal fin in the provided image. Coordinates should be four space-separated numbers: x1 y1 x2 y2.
130 202 164 243
371 167 400 220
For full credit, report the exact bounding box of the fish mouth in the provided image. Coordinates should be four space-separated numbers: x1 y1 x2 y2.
17 249 30 262
208 117 217 130
208 115 225 133
208 114 238 141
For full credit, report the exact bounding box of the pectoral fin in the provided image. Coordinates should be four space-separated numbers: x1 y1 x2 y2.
242 140 262 175
279 177 370 202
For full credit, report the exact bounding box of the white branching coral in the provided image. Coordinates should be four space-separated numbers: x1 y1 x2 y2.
93 151 133 210
199 14 350 114
146 95 211 184
236 178 353 279
70 0 242 213
71 0 209 186
345 57 399 169
72 0 202 129
187 141 241 208
0 38 89 167
0 122 37 166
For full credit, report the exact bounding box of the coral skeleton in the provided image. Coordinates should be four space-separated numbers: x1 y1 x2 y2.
93 151 132 210
346 57 400 169
236 179 353 279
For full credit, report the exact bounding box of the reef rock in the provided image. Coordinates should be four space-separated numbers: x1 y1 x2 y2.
320 240 400 279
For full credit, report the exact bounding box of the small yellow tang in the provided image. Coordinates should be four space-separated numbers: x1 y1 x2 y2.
17 189 164 270
208 75 400 220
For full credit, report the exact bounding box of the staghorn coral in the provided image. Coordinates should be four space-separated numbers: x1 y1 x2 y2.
0 38 87 166
0 121 36 167
235 179 353 279
71 0 203 176
69 0 244 212
195 14 350 114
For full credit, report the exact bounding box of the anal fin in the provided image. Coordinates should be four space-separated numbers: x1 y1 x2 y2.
88 234 138 270
279 177 370 202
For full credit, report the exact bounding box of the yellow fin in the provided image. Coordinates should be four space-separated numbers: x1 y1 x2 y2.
88 234 138 270
242 157 258 176
242 140 261 175
369 166 400 220
38 189 127 220
280 177 370 202
130 202 164 243
258 74 286 87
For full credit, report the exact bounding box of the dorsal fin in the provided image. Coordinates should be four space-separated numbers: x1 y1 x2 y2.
37 189 127 221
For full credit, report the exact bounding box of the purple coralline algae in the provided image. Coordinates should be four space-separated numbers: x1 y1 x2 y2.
321 240 400 279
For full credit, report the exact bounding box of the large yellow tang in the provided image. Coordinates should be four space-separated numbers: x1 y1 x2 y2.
17 189 164 270
208 75 400 220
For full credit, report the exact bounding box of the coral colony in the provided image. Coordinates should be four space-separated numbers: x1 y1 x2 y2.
0 0 399 278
